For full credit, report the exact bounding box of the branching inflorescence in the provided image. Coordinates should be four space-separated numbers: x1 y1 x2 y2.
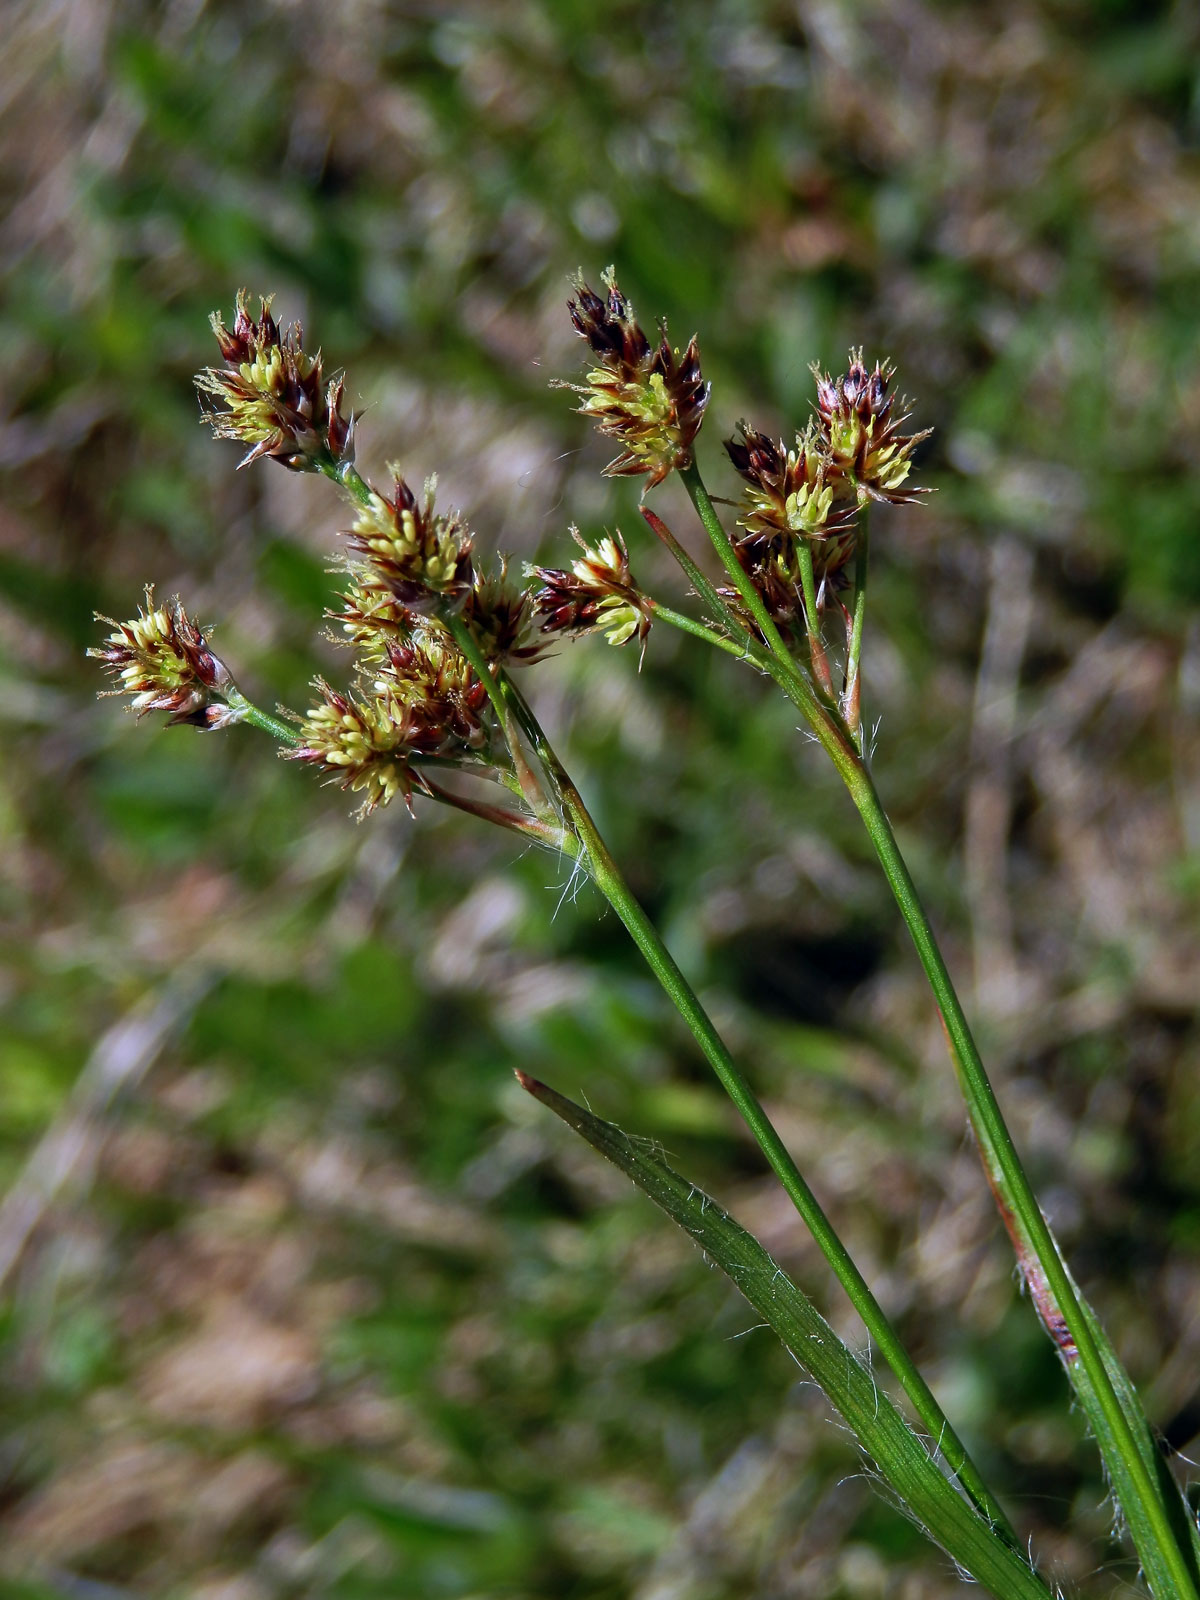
98 277 906 818
91 276 1200 1600
91 590 238 729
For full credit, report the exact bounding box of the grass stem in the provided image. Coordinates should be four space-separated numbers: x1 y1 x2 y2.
674 458 1197 1597
486 653 1015 1542
843 503 870 744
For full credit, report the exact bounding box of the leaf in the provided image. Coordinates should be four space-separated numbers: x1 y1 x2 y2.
518 1071 1053 1600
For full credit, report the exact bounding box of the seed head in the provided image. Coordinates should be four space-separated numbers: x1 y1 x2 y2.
726 422 858 547
811 351 930 504
329 580 414 664
288 681 432 816
531 528 652 651
346 471 474 605
196 290 354 471
89 590 237 728
558 269 709 489
462 561 546 664
372 615 490 748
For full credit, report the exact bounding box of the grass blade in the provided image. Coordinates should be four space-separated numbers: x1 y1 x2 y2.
518 1070 1053 1600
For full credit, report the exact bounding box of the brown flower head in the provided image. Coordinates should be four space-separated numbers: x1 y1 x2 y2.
196 290 354 471
329 580 414 664
725 421 858 565
287 679 450 817
531 528 653 651
559 269 709 489
812 351 930 504
462 561 546 665
372 615 490 749
90 590 237 728
717 540 808 640
346 471 474 605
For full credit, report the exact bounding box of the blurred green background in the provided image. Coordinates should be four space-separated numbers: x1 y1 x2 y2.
2 1 1200 1596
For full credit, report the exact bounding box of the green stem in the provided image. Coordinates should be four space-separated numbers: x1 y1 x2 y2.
439 612 510 738
677 463 864 766
647 545 1195 1591
331 458 376 510
640 505 749 641
795 538 835 698
652 484 864 789
649 601 760 663
494 668 1014 1541
224 688 301 745
440 610 558 822
679 461 807 682
845 763 1198 1600
843 502 870 744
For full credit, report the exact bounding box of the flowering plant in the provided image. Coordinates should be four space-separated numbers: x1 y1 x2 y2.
92 279 1200 1600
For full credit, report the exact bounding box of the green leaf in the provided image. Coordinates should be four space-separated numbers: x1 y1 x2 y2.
519 1071 1053 1600
1073 1294 1200 1598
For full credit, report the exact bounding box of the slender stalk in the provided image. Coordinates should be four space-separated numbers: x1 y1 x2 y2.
489 663 1015 1541
677 463 862 768
640 505 749 642
419 775 569 849
795 537 835 698
440 610 560 824
845 762 1199 1600
332 457 376 510
648 601 760 662
649 489 864 787
679 459 796 664
225 688 301 745
843 502 870 743
665 471 1196 1593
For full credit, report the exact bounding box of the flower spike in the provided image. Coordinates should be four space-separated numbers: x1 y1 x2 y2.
558 269 709 489
811 350 930 504
346 471 474 606
287 679 439 818
725 421 858 576
531 528 654 652
462 560 547 665
196 290 354 472
89 589 238 728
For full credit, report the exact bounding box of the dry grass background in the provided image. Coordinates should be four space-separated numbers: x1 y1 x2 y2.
2 2 1200 1596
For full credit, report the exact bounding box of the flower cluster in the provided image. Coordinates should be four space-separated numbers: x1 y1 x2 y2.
289 682 443 814
289 482 518 812
101 281 929 825
346 472 474 605
813 352 929 504
724 353 929 634
370 616 489 748
199 300 556 821
462 562 545 665
559 269 709 489
531 529 653 651
289 615 489 816
330 581 415 663
89 590 237 728
196 290 354 471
